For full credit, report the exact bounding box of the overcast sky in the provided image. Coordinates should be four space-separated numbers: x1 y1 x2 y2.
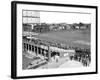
40 11 91 24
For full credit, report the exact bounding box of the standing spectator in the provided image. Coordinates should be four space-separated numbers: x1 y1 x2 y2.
55 54 59 63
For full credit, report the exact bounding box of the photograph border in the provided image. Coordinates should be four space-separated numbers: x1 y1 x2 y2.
11 1 98 79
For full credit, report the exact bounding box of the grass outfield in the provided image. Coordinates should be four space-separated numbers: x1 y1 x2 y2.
35 30 91 49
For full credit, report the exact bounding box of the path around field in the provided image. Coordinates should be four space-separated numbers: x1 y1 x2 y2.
59 60 84 68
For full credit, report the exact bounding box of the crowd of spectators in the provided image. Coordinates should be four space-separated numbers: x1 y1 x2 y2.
23 35 91 67
70 48 91 67
23 36 80 50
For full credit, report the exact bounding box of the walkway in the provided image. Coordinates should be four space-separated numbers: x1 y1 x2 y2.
59 60 84 68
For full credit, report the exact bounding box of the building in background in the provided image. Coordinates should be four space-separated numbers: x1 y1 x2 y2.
23 10 40 32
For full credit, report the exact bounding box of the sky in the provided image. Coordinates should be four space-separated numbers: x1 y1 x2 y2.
40 11 91 24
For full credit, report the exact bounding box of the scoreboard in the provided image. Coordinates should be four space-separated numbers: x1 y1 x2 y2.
22 10 40 24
